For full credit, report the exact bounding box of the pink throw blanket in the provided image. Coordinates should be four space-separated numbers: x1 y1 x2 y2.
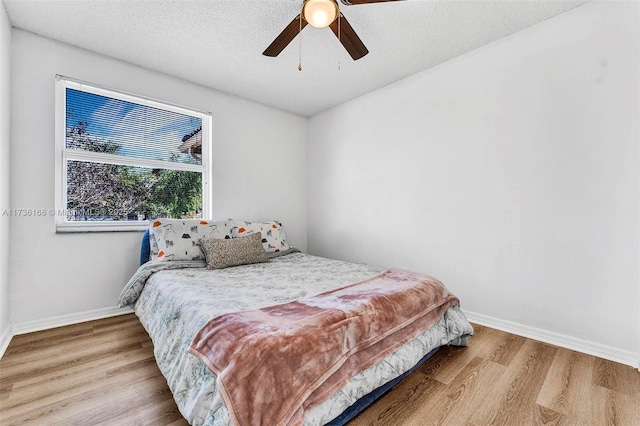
189 269 459 426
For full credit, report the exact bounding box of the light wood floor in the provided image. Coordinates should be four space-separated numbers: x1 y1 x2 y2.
1 314 638 426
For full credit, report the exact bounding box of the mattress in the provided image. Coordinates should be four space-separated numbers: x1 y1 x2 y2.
119 252 473 425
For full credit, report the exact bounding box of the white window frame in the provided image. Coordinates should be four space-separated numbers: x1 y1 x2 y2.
55 75 212 233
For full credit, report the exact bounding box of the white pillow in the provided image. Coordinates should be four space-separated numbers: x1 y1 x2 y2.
149 218 233 261
231 220 290 253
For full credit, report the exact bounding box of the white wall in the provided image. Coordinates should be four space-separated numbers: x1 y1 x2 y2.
10 30 308 325
309 1 639 363
0 2 11 349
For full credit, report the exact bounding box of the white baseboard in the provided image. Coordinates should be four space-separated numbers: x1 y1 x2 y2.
463 310 639 370
3 306 638 370
0 324 12 360
11 305 134 336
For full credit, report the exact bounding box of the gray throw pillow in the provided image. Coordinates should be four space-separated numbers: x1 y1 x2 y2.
199 232 269 269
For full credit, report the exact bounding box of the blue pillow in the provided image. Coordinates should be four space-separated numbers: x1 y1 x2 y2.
140 230 151 266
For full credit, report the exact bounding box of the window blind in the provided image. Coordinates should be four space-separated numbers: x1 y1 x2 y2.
66 88 202 165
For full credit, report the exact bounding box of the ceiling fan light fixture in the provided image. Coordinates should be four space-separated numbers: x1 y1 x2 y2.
303 0 339 29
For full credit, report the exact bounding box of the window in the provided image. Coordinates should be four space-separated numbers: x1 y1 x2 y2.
55 76 211 232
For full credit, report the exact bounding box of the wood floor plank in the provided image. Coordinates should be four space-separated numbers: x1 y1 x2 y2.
431 325 523 384
527 404 567 426
1 314 638 426
5 322 94 351
348 370 446 426
165 417 191 426
5 347 153 409
1 360 164 425
430 357 507 425
1 327 147 371
0 382 12 403
484 332 527 366
1 339 145 386
427 326 490 384
418 344 470 381
52 375 171 426
592 356 640 397
467 339 558 425
587 385 640 426
96 395 187 426
536 348 594 418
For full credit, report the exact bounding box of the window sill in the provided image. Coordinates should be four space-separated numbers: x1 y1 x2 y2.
56 221 149 233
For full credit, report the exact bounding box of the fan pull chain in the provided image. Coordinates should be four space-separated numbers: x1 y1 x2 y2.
337 14 341 71
298 14 303 71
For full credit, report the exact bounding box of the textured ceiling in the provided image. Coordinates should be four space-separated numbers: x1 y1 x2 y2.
4 0 587 116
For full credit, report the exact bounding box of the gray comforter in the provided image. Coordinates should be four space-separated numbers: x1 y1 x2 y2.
119 252 474 425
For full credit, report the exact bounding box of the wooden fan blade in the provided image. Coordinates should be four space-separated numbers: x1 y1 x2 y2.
329 14 368 60
263 15 307 57
340 0 404 5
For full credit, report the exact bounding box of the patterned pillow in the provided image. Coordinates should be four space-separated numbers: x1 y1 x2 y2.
148 230 159 259
199 232 269 269
231 220 290 253
149 218 233 261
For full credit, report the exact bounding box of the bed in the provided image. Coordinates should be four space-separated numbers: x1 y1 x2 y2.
118 219 474 426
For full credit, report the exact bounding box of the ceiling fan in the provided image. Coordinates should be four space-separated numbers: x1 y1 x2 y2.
263 0 403 61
